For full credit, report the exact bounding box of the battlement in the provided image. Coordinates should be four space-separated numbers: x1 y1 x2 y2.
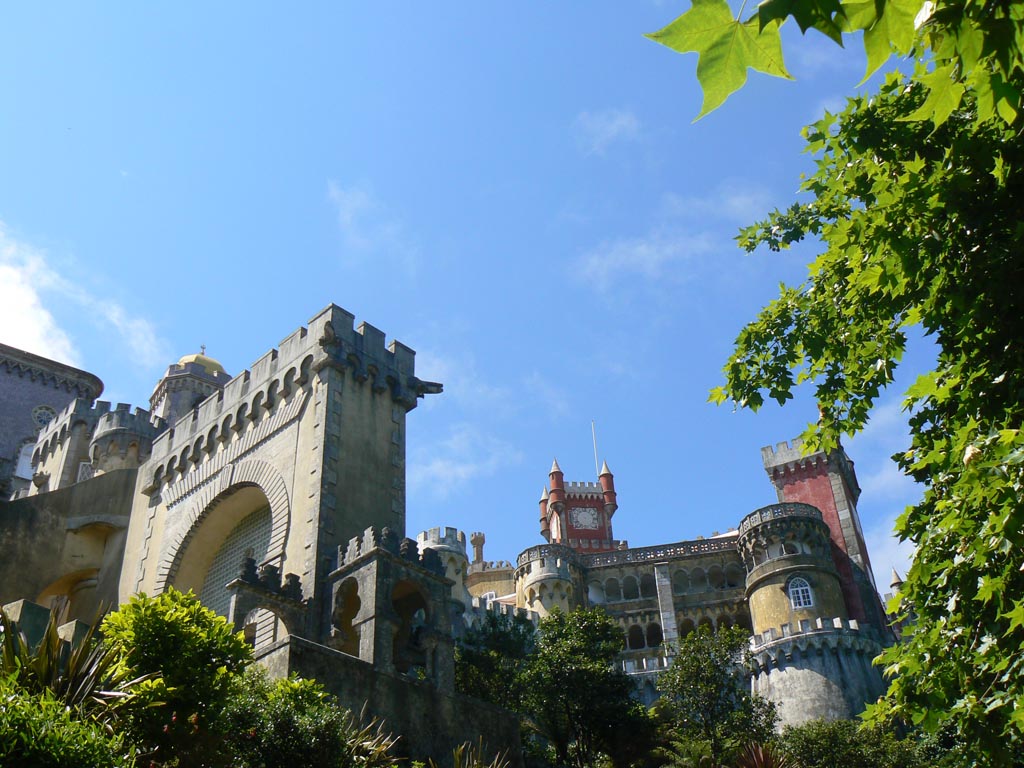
760 439 813 470
752 615 863 648
336 526 444 575
93 405 164 438
466 595 538 627
738 502 823 537
35 398 157 462
564 481 603 499
416 526 467 552
467 559 514 574
748 615 883 674
148 304 437 466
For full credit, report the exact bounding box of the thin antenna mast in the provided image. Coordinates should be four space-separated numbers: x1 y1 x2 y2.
591 420 600 476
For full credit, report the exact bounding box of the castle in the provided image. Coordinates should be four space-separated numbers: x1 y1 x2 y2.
0 304 892 757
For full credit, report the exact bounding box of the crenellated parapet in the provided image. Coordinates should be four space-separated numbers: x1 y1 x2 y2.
89 404 165 470
761 439 861 509
514 543 584 616
737 503 833 577
31 399 162 491
143 305 442 492
416 526 466 554
747 615 886 725
338 526 444 576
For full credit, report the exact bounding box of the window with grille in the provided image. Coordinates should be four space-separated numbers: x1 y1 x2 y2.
788 577 813 609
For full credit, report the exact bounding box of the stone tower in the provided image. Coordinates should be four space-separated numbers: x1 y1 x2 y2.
738 502 886 725
761 440 887 633
150 351 232 427
538 459 621 554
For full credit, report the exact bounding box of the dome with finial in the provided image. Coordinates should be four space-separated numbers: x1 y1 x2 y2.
176 346 225 376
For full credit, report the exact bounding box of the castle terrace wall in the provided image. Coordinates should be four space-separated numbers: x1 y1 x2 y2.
0 469 135 616
257 636 523 768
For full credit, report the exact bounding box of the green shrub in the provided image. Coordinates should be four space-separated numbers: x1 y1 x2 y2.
0 674 135 768
221 667 399 768
101 588 251 765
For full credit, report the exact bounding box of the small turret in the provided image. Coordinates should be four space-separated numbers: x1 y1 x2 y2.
599 460 617 517
539 487 550 541
470 531 486 564
548 459 565 511
890 568 903 592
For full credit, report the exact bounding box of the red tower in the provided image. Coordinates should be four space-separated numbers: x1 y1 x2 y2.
538 459 624 553
761 439 885 630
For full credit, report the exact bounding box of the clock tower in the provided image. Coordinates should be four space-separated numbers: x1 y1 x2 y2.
538 459 624 553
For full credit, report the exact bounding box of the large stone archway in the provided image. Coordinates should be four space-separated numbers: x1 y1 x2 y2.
156 459 290 595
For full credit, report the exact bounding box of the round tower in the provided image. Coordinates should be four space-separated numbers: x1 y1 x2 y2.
513 543 583 617
150 350 231 427
417 527 472 636
738 502 886 726
89 404 164 475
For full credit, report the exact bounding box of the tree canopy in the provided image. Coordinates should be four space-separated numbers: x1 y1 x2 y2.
656 625 776 765
647 0 1024 125
708 70 1024 765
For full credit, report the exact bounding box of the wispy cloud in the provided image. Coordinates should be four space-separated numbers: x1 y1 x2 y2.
577 229 715 293
865 509 916 594
415 350 511 411
573 109 641 156
0 223 168 369
524 371 570 417
408 424 523 500
327 180 419 271
661 180 775 225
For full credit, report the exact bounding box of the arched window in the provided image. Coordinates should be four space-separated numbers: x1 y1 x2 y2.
627 625 645 649
639 573 657 598
646 623 663 647
622 575 640 600
14 442 35 479
788 577 814 609
604 578 621 601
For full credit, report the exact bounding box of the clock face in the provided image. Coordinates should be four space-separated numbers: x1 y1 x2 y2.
570 506 600 530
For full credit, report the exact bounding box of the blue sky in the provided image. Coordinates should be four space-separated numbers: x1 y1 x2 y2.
0 3 923 588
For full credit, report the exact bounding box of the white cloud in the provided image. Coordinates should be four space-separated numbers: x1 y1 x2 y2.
661 180 775 225
408 424 523 500
576 228 715 293
0 256 79 365
415 350 511 411
0 222 168 370
574 109 641 156
327 181 419 271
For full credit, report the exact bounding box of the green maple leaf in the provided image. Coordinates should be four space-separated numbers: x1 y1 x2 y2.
647 0 793 119
842 0 919 81
758 0 846 44
902 64 966 127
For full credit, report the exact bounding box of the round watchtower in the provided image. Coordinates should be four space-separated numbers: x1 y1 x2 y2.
738 502 885 726
738 502 847 635
514 543 583 617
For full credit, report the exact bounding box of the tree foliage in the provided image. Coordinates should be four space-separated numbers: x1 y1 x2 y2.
101 588 253 765
221 667 400 768
648 0 1024 125
455 611 536 713
0 675 136 768
656 625 777 765
778 719 919 768
521 608 648 768
711 73 1024 765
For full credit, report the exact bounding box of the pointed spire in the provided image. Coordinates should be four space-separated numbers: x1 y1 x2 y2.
890 567 904 589
540 486 549 501
599 460 611 477
550 458 561 474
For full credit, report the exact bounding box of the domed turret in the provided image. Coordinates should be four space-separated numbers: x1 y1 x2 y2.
151 347 231 427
